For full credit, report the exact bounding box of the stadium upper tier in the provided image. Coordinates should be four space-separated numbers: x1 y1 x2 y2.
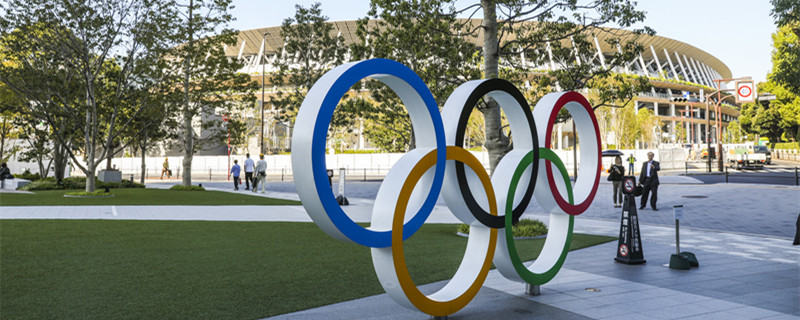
224 19 731 90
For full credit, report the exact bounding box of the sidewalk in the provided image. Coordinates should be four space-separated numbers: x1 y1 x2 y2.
2 181 798 319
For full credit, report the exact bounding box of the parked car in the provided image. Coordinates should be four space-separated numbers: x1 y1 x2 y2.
753 145 772 165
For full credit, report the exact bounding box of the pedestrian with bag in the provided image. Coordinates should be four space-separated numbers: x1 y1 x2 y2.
638 151 660 211
231 159 241 191
608 155 625 208
243 153 255 191
253 154 267 193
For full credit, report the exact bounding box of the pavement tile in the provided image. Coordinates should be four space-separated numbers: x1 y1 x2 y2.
649 303 720 320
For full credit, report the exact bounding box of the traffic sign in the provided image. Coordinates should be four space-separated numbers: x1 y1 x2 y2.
735 80 755 103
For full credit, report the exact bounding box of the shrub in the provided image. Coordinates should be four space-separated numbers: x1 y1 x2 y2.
15 169 41 181
19 180 61 191
18 177 144 191
169 184 205 191
457 224 470 234
773 142 799 150
457 218 548 238
514 219 549 238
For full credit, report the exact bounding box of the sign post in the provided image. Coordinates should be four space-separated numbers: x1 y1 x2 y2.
669 205 698 269
336 168 349 205
615 176 646 264
223 114 230 181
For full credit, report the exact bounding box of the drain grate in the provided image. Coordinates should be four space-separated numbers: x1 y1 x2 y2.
681 195 708 199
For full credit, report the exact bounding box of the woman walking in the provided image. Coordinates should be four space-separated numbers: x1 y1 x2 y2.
608 155 626 208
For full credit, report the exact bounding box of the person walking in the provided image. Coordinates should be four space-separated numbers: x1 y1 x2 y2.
608 155 625 208
160 158 170 179
626 154 636 175
0 162 12 189
230 159 241 191
638 151 660 211
243 153 255 191
254 154 268 193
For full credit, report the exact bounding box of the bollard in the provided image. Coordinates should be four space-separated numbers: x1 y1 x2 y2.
209 168 212 181
685 161 688 174
796 167 798 186
281 168 285 181
363 168 367 181
725 166 729 183
525 284 540 296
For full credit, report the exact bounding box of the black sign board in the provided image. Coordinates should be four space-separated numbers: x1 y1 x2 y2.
615 192 646 264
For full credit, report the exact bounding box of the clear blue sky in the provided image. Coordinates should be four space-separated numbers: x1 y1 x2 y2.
230 0 777 83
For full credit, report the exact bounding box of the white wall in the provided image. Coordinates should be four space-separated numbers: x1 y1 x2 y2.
80 147 686 178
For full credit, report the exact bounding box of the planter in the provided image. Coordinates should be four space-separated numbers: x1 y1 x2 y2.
456 232 547 240
98 170 122 183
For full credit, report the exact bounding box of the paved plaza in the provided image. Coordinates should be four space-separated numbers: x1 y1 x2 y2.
2 174 799 319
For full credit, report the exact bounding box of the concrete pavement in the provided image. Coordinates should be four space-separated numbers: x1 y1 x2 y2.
1 178 798 319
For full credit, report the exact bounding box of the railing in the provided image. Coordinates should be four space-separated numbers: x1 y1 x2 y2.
724 166 799 186
774 150 800 162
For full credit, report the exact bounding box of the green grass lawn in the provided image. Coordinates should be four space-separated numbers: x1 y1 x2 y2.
0 220 614 319
0 189 301 206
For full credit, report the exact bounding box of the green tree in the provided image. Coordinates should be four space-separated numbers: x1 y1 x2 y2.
725 120 743 143
0 0 178 191
166 0 257 187
358 0 651 171
771 0 799 37
270 3 347 152
353 0 482 152
768 24 800 93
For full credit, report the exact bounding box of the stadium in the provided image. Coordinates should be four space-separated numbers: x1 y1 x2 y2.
226 20 741 154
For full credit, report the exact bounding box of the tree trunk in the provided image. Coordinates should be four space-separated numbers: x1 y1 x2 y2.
481 0 508 175
0 118 6 161
53 141 64 181
140 144 147 184
85 104 96 192
181 0 194 187
86 162 96 192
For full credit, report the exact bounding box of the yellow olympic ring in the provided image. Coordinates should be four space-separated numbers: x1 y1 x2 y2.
378 146 496 316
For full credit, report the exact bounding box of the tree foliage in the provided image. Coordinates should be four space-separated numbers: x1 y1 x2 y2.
270 3 347 152
164 0 257 186
351 0 482 152
0 0 178 191
355 0 652 168
767 23 800 94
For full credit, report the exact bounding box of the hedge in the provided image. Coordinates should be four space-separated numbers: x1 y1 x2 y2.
19 177 145 191
773 142 799 150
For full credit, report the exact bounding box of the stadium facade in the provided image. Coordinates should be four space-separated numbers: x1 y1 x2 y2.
226 20 740 152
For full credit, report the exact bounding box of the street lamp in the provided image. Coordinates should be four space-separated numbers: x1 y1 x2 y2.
260 31 270 155
705 78 744 172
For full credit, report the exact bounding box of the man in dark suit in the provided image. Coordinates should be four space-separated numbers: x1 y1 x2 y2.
638 151 660 211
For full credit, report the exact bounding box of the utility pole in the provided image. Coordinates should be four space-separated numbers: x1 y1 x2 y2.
260 32 268 155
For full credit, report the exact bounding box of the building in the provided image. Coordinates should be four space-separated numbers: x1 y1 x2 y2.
225 20 740 151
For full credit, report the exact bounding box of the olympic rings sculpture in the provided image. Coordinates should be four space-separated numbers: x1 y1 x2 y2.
291 58 601 317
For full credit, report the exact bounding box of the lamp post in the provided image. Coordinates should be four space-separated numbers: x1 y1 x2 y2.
260 31 269 155
705 78 744 172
